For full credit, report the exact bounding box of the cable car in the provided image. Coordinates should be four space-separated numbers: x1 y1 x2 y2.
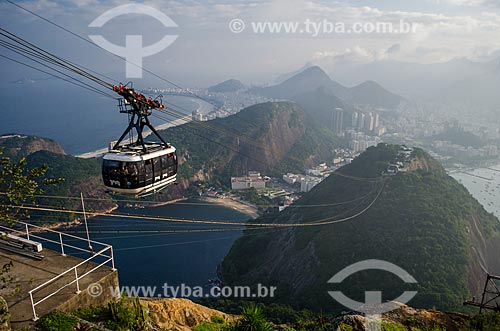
102 84 177 196
103 143 177 195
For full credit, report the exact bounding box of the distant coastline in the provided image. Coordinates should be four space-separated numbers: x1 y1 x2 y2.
450 162 500 219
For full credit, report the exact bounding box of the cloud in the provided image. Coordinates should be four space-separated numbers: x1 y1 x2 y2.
434 0 500 6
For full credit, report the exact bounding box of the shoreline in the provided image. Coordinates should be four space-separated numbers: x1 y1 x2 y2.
146 197 189 208
29 204 119 233
197 196 259 219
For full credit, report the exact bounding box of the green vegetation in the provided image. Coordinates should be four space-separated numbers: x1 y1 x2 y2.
0 149 62 225
0 148 61 320
73 297 148 331
222 144 500 312
24 150 112 223
469 312 500 331
157 102 341 185
38 311 79 331
191 304 273 331
235 188 270 207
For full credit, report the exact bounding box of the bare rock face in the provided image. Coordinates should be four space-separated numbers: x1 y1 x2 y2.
0 134 65 160
332 303 470 331
141 298 235 331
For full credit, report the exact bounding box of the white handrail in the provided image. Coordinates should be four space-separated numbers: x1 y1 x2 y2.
29 246 110 294
0 221 116 321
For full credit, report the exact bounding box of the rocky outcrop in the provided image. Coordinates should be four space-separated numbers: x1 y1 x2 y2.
141 298 235 331
0 134 65 160
331 303 470 331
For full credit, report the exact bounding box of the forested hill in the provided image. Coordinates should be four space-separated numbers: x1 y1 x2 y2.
156 101 343 188
0 134 114 222
222 144 500 312
0 134 65 161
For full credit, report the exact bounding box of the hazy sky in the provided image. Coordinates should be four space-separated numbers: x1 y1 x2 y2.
1 0 500 87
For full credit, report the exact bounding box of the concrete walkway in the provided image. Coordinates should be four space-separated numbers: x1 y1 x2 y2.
0 248 116 329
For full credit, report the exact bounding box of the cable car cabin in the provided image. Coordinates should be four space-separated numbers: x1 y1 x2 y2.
102 143 177 196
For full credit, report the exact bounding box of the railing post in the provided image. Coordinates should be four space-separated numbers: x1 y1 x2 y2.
25 223 30 241
110 246 116 271
59 233 66 256
75 268 81 294
29 292 38 321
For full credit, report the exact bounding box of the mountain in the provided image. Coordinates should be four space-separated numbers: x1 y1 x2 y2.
251 66 403 109
291 87 353 128
222 144 500 311
272 62 314 84
207 79 245 93
0 134 65 161
329 57 500 99
0 134 114 222
250 66 348 100
156 101 342 187
347 80 403 109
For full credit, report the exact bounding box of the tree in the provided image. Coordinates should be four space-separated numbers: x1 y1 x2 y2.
228 304 273 331
0 148 62 324
0 148 62 226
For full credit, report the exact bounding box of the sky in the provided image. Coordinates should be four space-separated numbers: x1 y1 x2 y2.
1 0 500 87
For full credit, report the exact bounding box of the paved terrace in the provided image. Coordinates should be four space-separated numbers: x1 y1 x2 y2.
0 223 118 329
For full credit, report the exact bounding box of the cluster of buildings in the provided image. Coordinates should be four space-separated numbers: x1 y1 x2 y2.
202 90 271 115
431 141 498 159
330 108 386 154
386 145 414 175
331 108 384 135
192 108 231 121
283 163 336 192
344 130 382 153
230 171 270 190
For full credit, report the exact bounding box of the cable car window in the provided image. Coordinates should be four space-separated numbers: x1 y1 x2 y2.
103 160 120 176
173 152 178 174
153 157 161 179
165 153 173 176
161 155 169 178
145 159 153 185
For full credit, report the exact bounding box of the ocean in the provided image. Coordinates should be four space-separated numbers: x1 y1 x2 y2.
450 163 500 219
51 199 250 290
1 79 244 291
0 79 198 154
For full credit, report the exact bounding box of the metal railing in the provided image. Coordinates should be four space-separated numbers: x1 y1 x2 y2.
0 221 116 321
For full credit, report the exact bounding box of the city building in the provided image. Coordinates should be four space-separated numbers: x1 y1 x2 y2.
300 176 322 192
365 112 375 131
357 112 365 129
231 172 266 190
351 112 359 128
192 110 204 121
283 173 303 185
332 108 344 134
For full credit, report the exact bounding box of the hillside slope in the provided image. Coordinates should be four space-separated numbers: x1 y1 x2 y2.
0 134 115 221
291 86 353 128
157 101 342 188
208 79 245 93
222 144 500 312
0 134 65 160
